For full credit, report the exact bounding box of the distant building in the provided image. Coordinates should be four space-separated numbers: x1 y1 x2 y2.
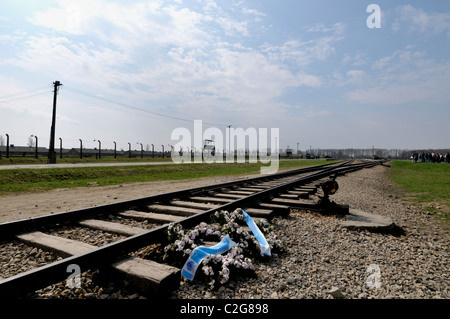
0 145 48 157
67 148 117 157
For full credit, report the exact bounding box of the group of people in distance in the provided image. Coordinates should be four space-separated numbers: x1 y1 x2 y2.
411 152 450 163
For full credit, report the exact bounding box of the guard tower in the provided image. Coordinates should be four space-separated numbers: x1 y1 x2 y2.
203 139 216 157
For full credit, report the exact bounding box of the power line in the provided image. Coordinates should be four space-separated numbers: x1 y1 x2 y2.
0 86 51 99
0 90 52 104
61 90 153 118
63 86 229 127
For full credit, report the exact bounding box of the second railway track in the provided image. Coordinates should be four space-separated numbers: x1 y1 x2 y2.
0 160 382 298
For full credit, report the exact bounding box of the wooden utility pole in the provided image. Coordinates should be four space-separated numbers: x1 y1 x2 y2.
48 81 62 164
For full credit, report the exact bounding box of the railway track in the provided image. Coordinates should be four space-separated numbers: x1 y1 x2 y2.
0 160 382 298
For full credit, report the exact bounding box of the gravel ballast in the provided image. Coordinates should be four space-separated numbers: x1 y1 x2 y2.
174 165 449 299
0 164 448 299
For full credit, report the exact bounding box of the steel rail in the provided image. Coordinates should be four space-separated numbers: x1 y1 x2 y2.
0 160 346 238
0 160 380 297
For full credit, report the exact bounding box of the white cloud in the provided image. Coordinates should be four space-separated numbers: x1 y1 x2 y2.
6 35 132 96
303 108 333 119
333 69 368 87
346 63 450 106
347 85 429 105
9 0 330 123
305 22 345 35
27 0 104 35
344 45 450 106
0 31 25 43
265 22 345 68
215 16 249 36
242 7 267 19
28 1 212 50
395 4 450 36
346 44 450 106
241 7 263 16
346 69 366 78
137 44 321 111
342 51 368 67
3 1 354 145
372 46 427 73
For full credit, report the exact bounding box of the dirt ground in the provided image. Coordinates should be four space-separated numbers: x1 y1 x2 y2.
0 174 264 224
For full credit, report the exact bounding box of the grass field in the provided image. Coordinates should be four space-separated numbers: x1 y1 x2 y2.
388 160 450 222
0 159 335 195
0 155 173 165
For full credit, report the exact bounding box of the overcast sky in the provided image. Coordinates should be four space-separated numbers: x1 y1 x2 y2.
1 0 449 153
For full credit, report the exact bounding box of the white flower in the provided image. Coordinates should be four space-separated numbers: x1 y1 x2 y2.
202 265 214 276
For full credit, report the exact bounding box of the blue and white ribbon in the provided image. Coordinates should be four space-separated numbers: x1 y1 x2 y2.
181 209 271 280
181 235 237 281
242 209 271 256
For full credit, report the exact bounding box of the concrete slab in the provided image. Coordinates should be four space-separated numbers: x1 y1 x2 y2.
293 187 317 193
279 194 302 200
17 231 94 257
16 231 180 297
243 208 273 219
270 198 349 214
213 193 247 199
239 187 267 192
170 200 220 210
112 257 180 297
147 204 204 216
79 219 147 236
270 198 318 209
257 203 290 216
189 196 233 204
119 210 184 223
287 190 310 198
340 209 402 234
226 190 255 195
